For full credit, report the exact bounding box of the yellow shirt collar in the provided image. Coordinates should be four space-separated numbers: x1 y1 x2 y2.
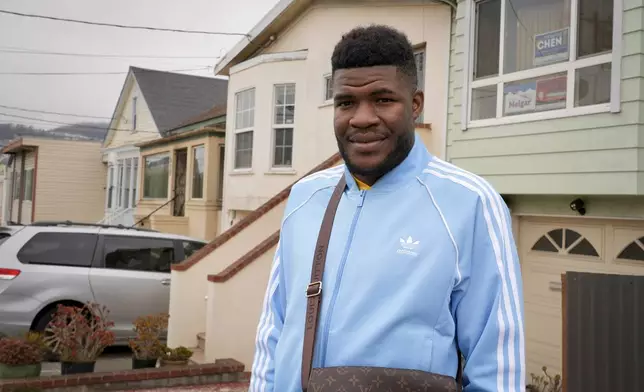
353 176 371 190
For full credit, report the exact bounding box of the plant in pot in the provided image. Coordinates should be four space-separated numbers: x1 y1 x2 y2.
159 345 193 368
0 335 44 379
128 313 169 369
44 302 115 375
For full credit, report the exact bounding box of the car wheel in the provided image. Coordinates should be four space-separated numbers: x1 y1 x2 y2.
33 308 60 362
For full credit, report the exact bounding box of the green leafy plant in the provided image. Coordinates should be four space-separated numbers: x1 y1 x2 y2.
43 302 115 363
0 336 44 366
128 313 169 360
161 345 193 362
526 366 562 392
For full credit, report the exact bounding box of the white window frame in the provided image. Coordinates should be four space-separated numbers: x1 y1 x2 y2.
414 47 426 123
271 83 296 170
131 96 137 132
233 87 255 170
461 0 623 130
323 74 333 103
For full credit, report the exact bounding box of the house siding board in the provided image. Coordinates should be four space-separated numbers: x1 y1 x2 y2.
106 80 160 149
29 138 106 223
447 0 644 195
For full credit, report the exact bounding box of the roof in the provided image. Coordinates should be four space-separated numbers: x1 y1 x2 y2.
1 134 100 154
130 67 229 134
170 104 227 131
213 0 311 75
137 126 225 149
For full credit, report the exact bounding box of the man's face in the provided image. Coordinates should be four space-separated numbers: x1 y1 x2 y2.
332 65 423 183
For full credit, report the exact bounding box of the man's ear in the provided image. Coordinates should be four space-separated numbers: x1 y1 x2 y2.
412 90 424 121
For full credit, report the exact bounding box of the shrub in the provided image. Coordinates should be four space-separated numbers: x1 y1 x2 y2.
128 313 169 360
0 337 44 366
527 366 562 392
161 346 193 361
44 302 115 362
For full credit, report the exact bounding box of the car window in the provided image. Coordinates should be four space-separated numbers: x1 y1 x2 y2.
17 232 98 267
182 241 206 259
103 236 175 273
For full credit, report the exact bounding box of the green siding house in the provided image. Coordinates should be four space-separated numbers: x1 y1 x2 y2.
447 0 644 378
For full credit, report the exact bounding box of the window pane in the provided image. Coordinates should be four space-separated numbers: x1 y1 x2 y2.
17 233 98 267
284 105 295 124
183 241 206 259
274 106 284 124
235 89 255 129
503 72 566 116
192 145 205 199
234 131 253 169
575 63 611 107
143 154 169 198
578 0 613 58
325 76 333 100
273 128 293 167
103 236 175 273
504 0 571 74
285 84 296 105
474 0 501 79
471 86 497 120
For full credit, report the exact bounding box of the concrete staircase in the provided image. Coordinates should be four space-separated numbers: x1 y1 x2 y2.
189 332 208 365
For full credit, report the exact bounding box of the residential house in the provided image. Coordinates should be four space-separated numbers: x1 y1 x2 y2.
166 0 452 369
134 105 227 241
101 66 228 226
1 135 106 224
447 0 644 377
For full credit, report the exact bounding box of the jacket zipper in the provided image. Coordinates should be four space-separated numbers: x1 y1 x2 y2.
317 190 366 367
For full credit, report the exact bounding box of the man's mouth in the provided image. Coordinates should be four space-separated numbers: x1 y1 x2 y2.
348 133 387 151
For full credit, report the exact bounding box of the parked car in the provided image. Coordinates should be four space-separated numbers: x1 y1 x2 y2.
0 221 206 345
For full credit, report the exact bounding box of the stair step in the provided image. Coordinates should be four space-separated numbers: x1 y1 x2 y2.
197 332 206 350
189 347 207 365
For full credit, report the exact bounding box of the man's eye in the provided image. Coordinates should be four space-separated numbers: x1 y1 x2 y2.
377 98 394 103
335 101 352 107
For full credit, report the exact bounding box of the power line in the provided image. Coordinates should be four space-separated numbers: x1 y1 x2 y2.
0 104 112 120
0 111 157 134
0 66 211 76
0 46 224 60
0 9 250 37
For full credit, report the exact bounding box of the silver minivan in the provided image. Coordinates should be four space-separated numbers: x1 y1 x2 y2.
0 221 206 344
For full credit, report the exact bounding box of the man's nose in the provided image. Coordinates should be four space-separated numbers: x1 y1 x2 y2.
349 101 380 129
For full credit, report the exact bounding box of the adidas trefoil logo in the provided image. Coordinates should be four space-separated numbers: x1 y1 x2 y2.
397 236 420 257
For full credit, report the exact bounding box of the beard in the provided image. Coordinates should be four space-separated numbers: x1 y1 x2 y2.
336 129 415 181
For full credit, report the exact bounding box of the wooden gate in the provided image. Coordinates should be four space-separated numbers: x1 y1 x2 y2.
562 271 643 392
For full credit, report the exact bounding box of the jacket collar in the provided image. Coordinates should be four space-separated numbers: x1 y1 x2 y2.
344 132 431 194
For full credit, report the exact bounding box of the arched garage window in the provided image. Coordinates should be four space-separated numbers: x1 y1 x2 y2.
531 228 599 257
616 237 644 262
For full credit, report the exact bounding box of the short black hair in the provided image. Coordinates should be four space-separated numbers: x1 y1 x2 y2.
331 24 417 87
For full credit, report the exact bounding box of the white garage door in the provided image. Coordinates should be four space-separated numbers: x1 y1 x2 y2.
518 216 644 378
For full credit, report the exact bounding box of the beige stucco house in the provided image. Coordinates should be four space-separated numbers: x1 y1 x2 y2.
134 105 227 241
101 66 228 227
166 0 453 369
1 135 106 224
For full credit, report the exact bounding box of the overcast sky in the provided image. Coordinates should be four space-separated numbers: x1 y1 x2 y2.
0 0 279 129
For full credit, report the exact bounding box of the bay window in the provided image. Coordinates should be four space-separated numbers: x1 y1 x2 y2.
468 0 617 125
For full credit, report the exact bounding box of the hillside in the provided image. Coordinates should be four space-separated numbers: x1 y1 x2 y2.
0 122 109 148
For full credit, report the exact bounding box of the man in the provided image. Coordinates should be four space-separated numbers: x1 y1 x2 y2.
250 25 525 392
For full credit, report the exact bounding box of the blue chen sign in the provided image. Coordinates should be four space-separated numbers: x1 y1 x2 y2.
534 27 570 67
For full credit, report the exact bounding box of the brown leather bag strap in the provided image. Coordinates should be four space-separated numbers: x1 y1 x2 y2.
301 175 346 392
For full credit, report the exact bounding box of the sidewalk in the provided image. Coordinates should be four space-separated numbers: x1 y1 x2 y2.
121 383 249 391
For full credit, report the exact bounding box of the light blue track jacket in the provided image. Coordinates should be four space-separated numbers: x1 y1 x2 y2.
249 134 525 392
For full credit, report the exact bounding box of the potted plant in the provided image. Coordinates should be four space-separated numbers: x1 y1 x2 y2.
159 346 193 368
128 313 169 369
44 302 115 375
0 336 44 379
